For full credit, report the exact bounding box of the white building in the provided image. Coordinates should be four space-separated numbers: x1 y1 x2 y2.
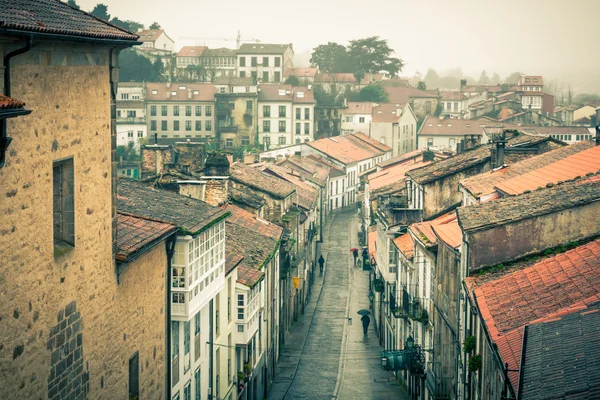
200 48 238 80
116 82 147 149
370 103 418 157
176 46 208 69
518 75 544 111
417 116 491 153
136 28 174 54
237 44 294 83
257 84 315 149
340 102 373 135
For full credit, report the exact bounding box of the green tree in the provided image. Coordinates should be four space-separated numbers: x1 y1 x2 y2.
347 36 404 77
491 73 501 84
359 85 388 102
90 3 110 21
149 21 161 29
310 42 348 73
284 75 301 86
125 20 144 33
478 70 490 85
67 0 80 10
119 49 164 82
417 81 426 90
354 70 365 86
424 69 440 90
503 72 522 84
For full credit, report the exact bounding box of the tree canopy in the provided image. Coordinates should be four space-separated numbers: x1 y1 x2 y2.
310 37 403 77
149 22 161 29
284 75 301 86
504 72 522 84
478 70 490 85
119 49 165 82
90 3 110 21
67 0 80 10
417 81 426 90
359 85 388 103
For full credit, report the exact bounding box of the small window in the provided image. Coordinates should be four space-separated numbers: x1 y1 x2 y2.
161 121 168 131
128 352 139 400
359 117 365 123
296 122 301 135
161 105 168 116
304 123 310 135
427 138 433 146
237 325 244 333
205 106 212 116
53 158 75 252
274 57 281 67
262 71 269 82
279 121 286 133
174 121 180 131
137 131 143 138
246 101 253 111
185 121 192 131
205 120 212 131
186 106 192 116
150 105 157 116
263 105 271 118
279 106 286 118
152 90 158 95
195 106 202 116
241 136 250 146
174 106 180 117
195 121 202 131
263 121 271 132
225 138 233 147
278 136 286 145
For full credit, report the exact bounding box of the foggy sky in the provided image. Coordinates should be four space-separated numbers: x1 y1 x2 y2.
77 0 600 91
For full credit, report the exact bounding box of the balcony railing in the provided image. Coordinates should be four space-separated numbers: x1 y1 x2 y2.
390 288 429 324
117 116 146 124
218 125 238 133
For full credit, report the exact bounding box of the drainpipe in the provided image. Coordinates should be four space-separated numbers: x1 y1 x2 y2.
209 299 214 399
1 35 33 169
165 235 177 400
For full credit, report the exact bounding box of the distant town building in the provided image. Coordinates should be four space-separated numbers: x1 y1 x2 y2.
237 43 294 83
117 82 147 149
200 48 238 80
176 45 208 69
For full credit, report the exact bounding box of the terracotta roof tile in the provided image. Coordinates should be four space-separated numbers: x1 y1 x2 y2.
409 212 457 248
229 186 266 210
469 239 600 391
230 162 295 199
117 179 228 235
284 68 318 78
0 94 26 109
0 0 138 41
383 86 438 103
177 46 208 57
371 102 407 123
348 132 392 153
145 83 215 102
368 158 430 192
137 29 167 42
368 227 377 261
457 178 600 233
439 91 466 101
343 102 374 115
238 43 290 54
275 156 330 187
262 164 318 210
460 140 594 199
495 145 600 195
116 211 177 263
419 116 503 136
393 234 414 260
377 150 425 168
308 133 389 165
432 221 462 249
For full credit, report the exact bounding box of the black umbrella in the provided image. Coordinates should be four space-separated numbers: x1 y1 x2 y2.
357 309 370 316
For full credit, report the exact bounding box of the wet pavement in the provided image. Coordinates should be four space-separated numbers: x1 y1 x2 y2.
268 208 408 400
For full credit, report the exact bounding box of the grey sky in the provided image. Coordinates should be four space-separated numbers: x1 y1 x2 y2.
78 0 599 90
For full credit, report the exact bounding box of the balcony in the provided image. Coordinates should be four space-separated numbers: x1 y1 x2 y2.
117 116 146 124
171 268 225 320
218 125 238 133
390 288 429 324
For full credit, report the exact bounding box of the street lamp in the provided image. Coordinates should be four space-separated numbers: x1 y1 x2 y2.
405 335 414 350
381 355 389 369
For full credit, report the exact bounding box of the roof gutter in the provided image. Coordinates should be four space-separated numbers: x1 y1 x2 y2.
1 35 33 169
0 28 141 46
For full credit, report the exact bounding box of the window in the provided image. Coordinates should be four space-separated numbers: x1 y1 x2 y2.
274 71 281 82
359 117 365 123
296 108 301 119
174 121 180 131
161 105 168 116
304 123 310 134
194 312 201 361
263 105 271 117
250 56 257 67
263 57 269 67
185 106 192 116
150 105 157 116
427 137 433 146
238 307 244 320
128 352 139 400
127 110 136 118
241 136 250 146
295 123 301 134
246 100 253 111
137 131 143 138
263 120 271 132
205 120 212 131
304 108 310 120
195 121 202 131
239 57 245 67
278 136 286 145
121 93 129 100
172 321 179 386
279 106 286 118
205 106 212 116
53 158 75 249
262 71 269 82
194 368 201 400
279 121 286 132
274 57 281 67
184 321 190 373
296 138 301 144
162 121 168 131
150 120 157 131
264 136 270 146
117 110 122 118
225 138 233 147
127 131 133 138
174 106 180 116
195 106 202 116
185 121 191 131
449 138 456 148
453 102 458 112
251 71 257 82
184 381 191 400
237 325 244 333
239 71 246 78
219 87 226 94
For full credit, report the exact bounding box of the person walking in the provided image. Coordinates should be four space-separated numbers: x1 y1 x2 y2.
351 248 359 267
318 255 325 275
361 314 371 335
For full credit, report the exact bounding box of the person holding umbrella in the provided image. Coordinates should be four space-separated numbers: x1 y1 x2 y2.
350 248 359 267
318 254 325 275
358 309 371 335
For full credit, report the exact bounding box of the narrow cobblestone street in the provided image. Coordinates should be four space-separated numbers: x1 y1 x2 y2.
268 208 408 400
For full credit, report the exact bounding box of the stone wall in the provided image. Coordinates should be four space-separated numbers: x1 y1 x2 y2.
0 43 165 399
204 179 229 207
142 145 175 174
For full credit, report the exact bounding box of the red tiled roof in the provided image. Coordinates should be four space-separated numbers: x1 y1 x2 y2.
231 162 296 199
439 91 465 101
308 133 388 165
343 102 374 115
494 145 600 195
0 94 25 109
349 132 392 153
368 158 430 191
262 164 318 210
145 83 215 102
292 87 315 104
177 46 208 57
225 204 283 241
371 103 407 123
236 263 265 288
393 233 414 260
409 212 457 248
459 140 594 199
225 252 244 276
432 221 462 249
466 238 600 391
519 76 543 86
419 116 492 136
384 86 438 103
115 211 177 263
284 68 318 78
137 29 166 42
258 84 293 101
0 0 139 41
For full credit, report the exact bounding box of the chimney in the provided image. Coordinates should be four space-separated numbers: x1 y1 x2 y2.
596 125 600 146
202 153 230 207
493 132 507 167
188 89 192 99
166 81 171 88
457 140 464 154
